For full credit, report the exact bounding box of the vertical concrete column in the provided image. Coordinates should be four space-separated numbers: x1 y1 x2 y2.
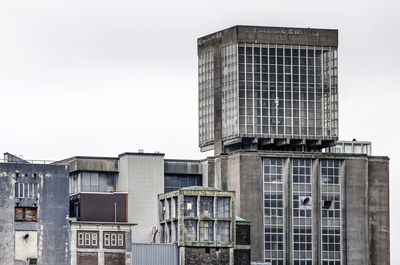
341 160 347 265
312 158 321 265
367 157 390 265
220 155 228 191
283 157 292 265
213 41 223 156
344 158 369 264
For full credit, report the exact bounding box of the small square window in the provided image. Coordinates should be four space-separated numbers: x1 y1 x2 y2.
118 234 124 246
85 233 90 245
78 233 84 246
91 233 97 246
111 234 116 246
104 233 110 246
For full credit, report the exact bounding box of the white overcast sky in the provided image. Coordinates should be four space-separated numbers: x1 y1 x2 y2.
1 0 399 262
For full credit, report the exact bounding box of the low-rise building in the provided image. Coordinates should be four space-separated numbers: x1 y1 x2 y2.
158 187 235 265
70 221 136 265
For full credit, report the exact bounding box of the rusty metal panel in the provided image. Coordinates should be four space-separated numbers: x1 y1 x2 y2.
131 243 178 265
104 252 125 265
77 252 98 265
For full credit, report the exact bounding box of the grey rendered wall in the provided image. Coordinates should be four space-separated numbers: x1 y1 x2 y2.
221 153 263 262
131 243 178 265
344 158 369 265
0 163 69 265
0 167 15 264
119 154 164 243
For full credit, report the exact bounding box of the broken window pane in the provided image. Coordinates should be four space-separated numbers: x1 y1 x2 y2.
217 221 231 242
200 221 214 241
184 196 197 217
217 197 230 218
104 233 110 246
200 196 214 217
184 220 197 241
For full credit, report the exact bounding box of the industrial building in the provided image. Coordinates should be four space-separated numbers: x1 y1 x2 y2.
197 26 390 265
0 153 69 265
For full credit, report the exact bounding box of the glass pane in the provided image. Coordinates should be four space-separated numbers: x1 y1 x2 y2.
184 196 197 217
200 220 214 241
217 197 230 218
184 220 197 241
200 196 214 217
217 221 230 242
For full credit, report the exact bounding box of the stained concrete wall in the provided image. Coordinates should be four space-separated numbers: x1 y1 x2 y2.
118 153 164 243
198 26 338 49
0 162 69 265
183 247 231 265
367 157 390 265
57 157 118 173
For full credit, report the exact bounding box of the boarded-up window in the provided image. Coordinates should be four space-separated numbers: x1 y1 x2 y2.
104 252 125 265
77 252 98 265
15 207 37 222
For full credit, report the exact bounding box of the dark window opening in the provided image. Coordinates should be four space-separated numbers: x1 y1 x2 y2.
323 200 332 209
205 247 210 254
28 258 37 265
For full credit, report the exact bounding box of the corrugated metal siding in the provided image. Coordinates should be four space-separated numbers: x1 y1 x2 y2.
131 243 178 265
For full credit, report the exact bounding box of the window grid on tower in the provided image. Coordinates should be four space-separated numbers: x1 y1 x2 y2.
263 158 285 265
221 44 239 138
320 160 341 265
236 44 337 141
292 159 312 265
198 50 214 145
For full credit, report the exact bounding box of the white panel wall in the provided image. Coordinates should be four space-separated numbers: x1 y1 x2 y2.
119 154 164 243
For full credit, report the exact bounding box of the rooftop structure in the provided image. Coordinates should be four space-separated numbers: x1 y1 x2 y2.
326 140 372 155
198 26 339 154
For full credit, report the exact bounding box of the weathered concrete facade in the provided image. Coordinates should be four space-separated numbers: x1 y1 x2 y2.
202 150 390 265
0 161 69 265
158 187 235 265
